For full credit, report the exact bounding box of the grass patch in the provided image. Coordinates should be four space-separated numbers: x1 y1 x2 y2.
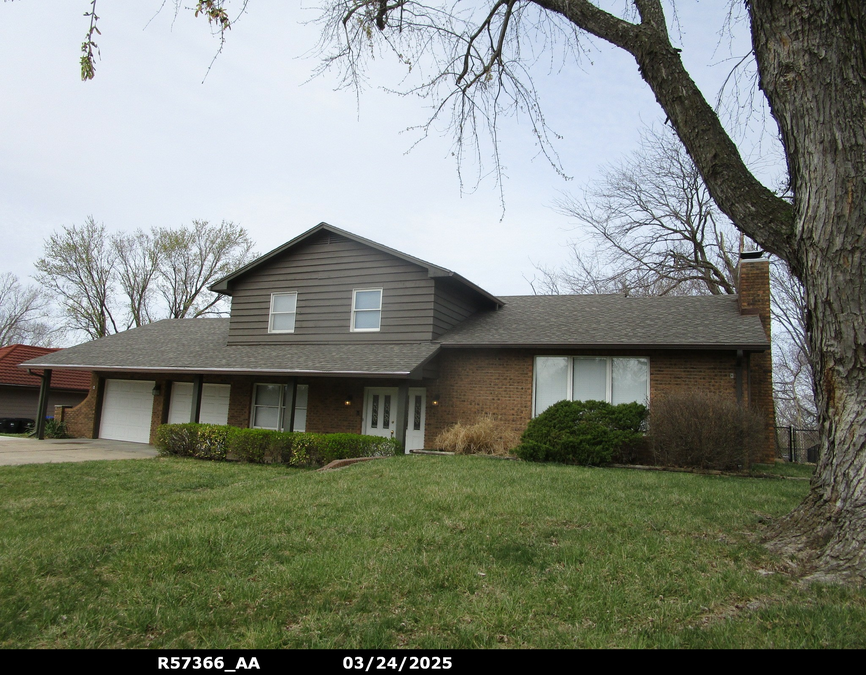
0 455 861 648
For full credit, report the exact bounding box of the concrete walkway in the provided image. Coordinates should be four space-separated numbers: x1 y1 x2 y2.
0 436 159 466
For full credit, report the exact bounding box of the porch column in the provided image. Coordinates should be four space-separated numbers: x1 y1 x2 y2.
395 382 409 451
286 379 298 432
190 375 203 423
35 369 52 440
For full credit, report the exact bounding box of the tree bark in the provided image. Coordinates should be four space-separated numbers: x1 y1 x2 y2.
748 0 866 581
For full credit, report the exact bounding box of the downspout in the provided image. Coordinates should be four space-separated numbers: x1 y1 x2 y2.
735 350 744 406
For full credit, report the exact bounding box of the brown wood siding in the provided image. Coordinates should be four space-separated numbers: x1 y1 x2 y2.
227 232 438 344
432 279 489 338
0 386 88 420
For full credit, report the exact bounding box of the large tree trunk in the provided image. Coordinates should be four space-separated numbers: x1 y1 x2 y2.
749 1 866 581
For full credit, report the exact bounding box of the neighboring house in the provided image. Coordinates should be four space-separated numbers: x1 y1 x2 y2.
0 344 92 424
20 223 775 458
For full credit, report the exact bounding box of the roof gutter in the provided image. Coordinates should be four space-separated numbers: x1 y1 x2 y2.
18 363 417 378
436 342 771 351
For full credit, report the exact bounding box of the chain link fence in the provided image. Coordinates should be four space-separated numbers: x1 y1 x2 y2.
775 426 819 463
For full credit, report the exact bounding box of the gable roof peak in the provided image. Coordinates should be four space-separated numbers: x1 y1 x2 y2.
209 221 503 306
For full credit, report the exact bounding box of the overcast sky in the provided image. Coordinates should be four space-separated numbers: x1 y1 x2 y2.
1 2 782 340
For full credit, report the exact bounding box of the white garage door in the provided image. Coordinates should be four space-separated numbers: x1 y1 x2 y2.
100 379 155 443
168 383 230 425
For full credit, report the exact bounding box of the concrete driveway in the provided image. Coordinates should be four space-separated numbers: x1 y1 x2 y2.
0 436 159 466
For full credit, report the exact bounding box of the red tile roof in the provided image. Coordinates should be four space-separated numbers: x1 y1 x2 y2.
0 345 91 391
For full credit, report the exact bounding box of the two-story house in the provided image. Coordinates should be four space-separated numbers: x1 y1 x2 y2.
22 222 775 458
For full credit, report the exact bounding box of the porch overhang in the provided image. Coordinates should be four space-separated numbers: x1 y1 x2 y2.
19 319 440 381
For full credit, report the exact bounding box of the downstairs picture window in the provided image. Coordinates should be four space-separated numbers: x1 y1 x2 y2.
533 356 649 415
251 383 309 432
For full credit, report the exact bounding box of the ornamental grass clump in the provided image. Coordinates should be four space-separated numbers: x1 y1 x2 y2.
515 400 647 465
433 414 521 456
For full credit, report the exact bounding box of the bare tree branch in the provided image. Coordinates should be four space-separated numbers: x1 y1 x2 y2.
113 230 160 329
35 217 257 340
154 220 256 319
544 125 740 297
35 217 119 340
0 273 57 347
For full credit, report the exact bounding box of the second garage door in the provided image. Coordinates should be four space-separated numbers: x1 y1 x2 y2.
167 383 231 425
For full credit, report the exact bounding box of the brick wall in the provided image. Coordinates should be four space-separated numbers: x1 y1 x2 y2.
63 373 100 438
228 379 253 428
423 349 533 442
305 378 366 434
423 347 774 460
649 350 738 401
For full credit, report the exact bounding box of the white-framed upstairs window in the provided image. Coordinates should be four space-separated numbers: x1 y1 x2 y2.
533 356 649 416
351 288 382 332
269 292 297 333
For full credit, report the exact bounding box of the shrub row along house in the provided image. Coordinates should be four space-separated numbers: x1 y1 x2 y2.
21 223 775 459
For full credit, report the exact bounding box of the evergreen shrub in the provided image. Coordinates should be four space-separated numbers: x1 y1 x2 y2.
515 400 647 465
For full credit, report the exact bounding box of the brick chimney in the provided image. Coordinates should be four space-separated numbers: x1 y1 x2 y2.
737 251 775 462
737 252 771 340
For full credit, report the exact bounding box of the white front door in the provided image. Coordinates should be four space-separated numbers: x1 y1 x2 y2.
363 387 398 439
405 388 426 453
363 387 426 452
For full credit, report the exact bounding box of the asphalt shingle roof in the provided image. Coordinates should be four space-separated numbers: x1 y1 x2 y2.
20 320 440 377
438 295 770 349
20 294 768 376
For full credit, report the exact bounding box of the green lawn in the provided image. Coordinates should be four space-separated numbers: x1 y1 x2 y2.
1 455 862 649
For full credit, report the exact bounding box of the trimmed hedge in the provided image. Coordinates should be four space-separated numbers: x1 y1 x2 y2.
154 424 400 467
515 399 647 465
154 424 230 461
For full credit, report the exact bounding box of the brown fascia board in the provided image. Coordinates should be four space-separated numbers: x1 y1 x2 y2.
29 363 419 379
437 342 770 351
0 382 88 392
209 222 504 307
